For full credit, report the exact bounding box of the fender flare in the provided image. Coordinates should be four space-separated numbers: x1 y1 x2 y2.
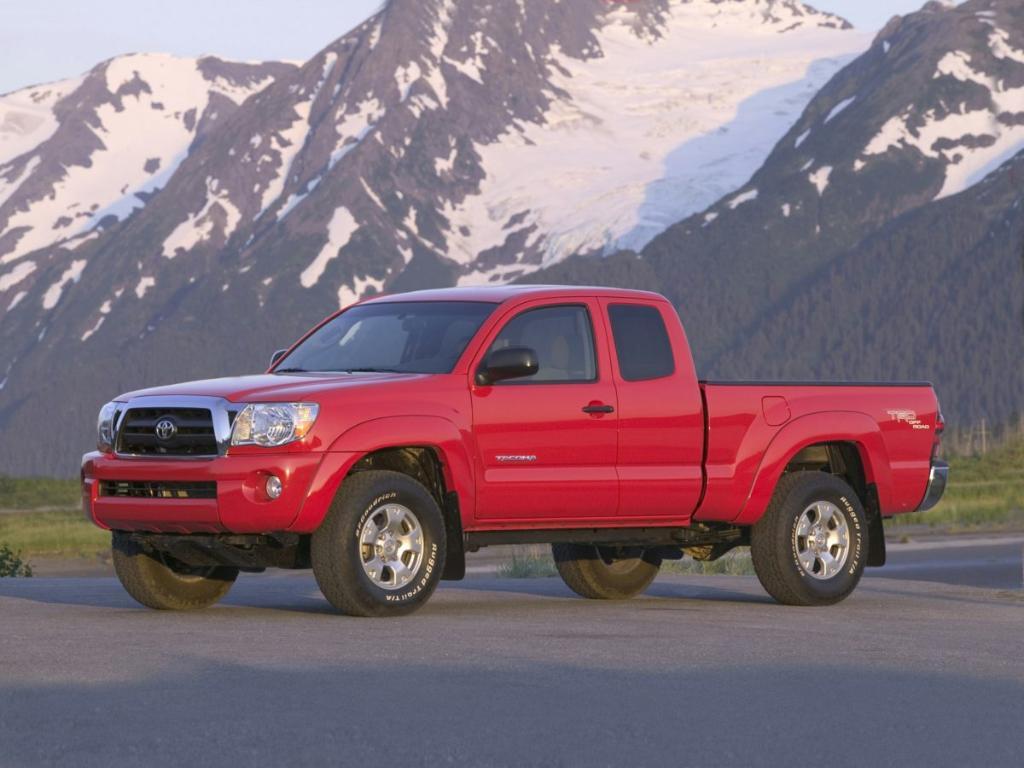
734 411 892 525
289 415 476 533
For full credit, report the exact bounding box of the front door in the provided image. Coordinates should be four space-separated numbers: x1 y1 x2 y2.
471 300 619 521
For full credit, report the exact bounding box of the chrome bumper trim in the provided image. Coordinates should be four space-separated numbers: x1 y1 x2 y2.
915 460 949 512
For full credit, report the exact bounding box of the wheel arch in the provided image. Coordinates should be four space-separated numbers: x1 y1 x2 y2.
290 416 475 579
735 411 892 525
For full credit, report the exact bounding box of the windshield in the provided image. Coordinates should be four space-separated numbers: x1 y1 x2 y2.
277 301 496 374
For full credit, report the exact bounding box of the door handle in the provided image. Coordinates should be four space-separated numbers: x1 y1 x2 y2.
582 403 615 414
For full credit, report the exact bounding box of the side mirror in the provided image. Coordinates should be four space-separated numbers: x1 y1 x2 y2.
476 346 539 385
270 348 288 368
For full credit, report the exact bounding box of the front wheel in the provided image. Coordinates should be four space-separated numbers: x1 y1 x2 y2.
311 470 446 617
751 472 867 606
552 544 661 599
111 532 238 610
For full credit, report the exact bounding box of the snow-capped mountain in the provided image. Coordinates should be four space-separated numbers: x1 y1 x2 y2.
0 55 296 279
531 0 1024 431
2 0 1020 476
634 0 1024 357
0 0 871 475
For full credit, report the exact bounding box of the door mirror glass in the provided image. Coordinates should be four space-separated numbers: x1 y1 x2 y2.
270 348 289 367
477 346 539 385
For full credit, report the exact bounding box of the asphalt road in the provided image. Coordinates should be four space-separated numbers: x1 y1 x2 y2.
1 566 1022 767
875 535 1024 590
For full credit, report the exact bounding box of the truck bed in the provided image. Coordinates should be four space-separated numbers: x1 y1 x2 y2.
695 380 941 524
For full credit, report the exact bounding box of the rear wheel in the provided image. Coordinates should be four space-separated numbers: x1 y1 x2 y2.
111 532 238 610
751 472 867 606
311 470 446 617
552 544 661 599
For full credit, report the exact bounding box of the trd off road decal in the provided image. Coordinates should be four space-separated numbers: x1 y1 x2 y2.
886 409 930 430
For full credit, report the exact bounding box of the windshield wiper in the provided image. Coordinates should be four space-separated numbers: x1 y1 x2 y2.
273 367 308 374
343 367 404 373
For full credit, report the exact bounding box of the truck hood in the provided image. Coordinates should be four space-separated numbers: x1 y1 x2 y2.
117 372 431 403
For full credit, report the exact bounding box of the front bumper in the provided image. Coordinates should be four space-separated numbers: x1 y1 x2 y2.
915 460 949 512
81 450 352 534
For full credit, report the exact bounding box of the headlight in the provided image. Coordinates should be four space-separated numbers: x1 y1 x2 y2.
97 401 120 453
231 403 319 448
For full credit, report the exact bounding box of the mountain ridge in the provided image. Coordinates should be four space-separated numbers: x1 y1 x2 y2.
3 0 1022 475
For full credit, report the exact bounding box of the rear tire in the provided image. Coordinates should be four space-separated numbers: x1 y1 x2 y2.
552 544 661 599
751 472 867 606
111 532 238 610
311 470 446 617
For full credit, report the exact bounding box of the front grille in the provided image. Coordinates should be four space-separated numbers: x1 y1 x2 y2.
100 480 217 499
117 407 217 456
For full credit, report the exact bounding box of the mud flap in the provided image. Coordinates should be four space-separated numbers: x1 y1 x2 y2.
442 491 466 580
867 511 886 567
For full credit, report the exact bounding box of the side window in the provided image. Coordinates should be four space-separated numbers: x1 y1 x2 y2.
608 304 675 381
487 305 596 383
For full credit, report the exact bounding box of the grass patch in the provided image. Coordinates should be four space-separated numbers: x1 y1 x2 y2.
663 548 755 576
0 475 80 510
888 437 1024 530
496 545 558 578
0 510 109 559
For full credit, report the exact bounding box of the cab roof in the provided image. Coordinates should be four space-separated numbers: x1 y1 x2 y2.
358 284 666 305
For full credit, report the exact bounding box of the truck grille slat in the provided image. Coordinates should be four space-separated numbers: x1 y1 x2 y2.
99 480 217 499
117 407 218 456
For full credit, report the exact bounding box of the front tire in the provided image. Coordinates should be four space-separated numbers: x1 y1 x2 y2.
111 532 238 610
552 544 661 599
311 470 446 617
751 472 867 606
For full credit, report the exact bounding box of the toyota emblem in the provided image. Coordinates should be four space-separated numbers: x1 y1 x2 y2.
154 418 178 441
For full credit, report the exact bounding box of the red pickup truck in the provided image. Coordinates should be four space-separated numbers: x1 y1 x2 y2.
82 286 947 616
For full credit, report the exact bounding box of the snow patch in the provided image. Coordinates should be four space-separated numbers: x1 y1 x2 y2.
0 260 35 292
989 28 1024 64
162 177 241 257
0 76 82 167
276 176 322 222
0 156 40 211
360 179 385 210
441 8 867 273
337 275 385 309
794 129 810 148
727 189 758 209
435 145 458 176
860 51 1024 198
395 61 423 102
1 54 277 266
781 203 791 217
329 98 384 170
300 207 359 288
41 258 86 310
81 316 104 341
256 100 313 216
6 290 26 312
135 276 155 299
808 166 832 195
824 97 855 124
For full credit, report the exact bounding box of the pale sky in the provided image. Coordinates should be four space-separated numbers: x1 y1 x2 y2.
0 0 938 95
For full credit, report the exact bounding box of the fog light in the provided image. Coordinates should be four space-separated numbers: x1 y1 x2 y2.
265 475 283 500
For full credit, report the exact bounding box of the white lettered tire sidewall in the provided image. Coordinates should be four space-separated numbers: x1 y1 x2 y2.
751 472 867 606
787 484 864 600
312 470 446 617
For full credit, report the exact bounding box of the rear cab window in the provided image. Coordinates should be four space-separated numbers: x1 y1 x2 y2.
608 303 675 381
